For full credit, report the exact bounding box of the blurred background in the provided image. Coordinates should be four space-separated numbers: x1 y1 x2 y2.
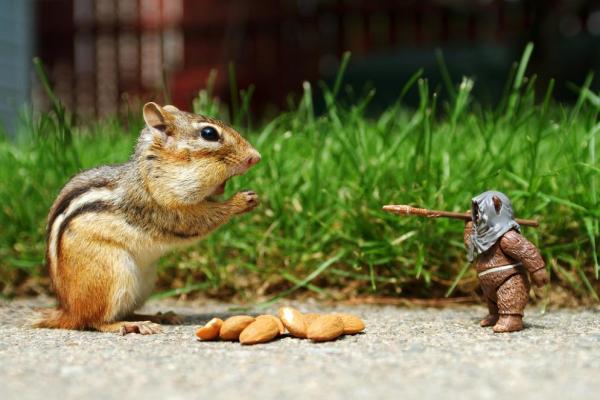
1 0 599 133
1 0 598 302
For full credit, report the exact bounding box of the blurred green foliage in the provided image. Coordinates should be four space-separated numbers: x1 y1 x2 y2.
0 47 598 303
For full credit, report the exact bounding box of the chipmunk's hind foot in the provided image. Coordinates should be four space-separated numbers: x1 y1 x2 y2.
94 320 163 335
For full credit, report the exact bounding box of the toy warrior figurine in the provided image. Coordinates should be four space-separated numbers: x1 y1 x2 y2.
464 191 548 333
383 190 548 333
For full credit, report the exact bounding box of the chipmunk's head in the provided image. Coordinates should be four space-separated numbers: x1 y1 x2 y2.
139 102 261 205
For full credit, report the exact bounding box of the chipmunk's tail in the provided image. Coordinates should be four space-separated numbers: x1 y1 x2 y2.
33 308 82 330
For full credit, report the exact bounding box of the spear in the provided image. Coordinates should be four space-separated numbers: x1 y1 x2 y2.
382 205 539 227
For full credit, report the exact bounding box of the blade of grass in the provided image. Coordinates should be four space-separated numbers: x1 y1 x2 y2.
332 51 351 99
251 250 346 310
445 262 471 297
151 282 212 300
435 48 456 100
228 62 239 123
282 272 329 296
160 67 172 104
506 42 534 117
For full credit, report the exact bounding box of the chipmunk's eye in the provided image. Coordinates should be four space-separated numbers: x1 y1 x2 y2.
200 126 219 142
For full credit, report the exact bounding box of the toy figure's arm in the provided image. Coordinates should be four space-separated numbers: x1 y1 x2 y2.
500 230 549 287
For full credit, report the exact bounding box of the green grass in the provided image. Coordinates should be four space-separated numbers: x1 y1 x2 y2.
0 47 599 303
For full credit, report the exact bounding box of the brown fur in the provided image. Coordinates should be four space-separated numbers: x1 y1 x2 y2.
464 222 547 333
36 103 261 334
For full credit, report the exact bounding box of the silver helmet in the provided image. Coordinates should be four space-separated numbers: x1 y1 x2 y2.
468 190 520 261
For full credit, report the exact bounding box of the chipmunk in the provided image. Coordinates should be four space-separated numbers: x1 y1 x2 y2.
35 102 261 335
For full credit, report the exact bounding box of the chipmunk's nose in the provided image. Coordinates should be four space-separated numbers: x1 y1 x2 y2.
245 151 261 167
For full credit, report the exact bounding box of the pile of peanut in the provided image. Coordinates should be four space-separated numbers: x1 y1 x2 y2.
195 306 365 345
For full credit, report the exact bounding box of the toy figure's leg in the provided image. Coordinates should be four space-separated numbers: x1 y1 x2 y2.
477 277 499 328
480 298 499 327
493 273 529 333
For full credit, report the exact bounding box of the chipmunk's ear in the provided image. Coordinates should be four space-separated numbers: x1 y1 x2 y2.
492 195 502 214
143 102 174 136
162 105 180 113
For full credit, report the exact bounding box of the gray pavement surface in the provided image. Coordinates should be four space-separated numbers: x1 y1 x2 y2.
0 298 599 400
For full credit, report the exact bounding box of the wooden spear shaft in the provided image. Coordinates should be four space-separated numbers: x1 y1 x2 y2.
382 205 539 227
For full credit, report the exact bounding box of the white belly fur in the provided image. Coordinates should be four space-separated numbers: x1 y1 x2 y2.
108 238 176 321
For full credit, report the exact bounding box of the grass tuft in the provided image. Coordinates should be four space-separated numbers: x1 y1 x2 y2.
0 46 598 303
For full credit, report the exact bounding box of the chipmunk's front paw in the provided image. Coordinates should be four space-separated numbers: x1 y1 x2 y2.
231 190 259 214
